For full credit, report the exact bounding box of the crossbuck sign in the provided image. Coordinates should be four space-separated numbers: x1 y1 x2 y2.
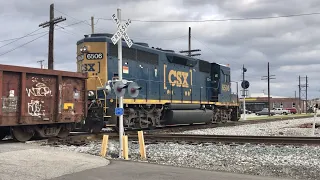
111 14 133 48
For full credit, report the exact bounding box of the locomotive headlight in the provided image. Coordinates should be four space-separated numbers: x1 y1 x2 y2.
88 90 95 97
80 45 89 53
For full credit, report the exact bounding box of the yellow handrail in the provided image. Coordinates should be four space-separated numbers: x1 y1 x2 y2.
87 76 108 115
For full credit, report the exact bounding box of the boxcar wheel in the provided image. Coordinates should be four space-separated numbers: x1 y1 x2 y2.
57 128 71 138
11 126 34 142
0 127 9 140
0 133 6 140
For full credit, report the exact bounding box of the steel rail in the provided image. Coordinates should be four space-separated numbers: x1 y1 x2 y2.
118 134 320 145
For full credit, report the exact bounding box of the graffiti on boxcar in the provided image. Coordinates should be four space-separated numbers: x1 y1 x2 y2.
25 79 52 117
26 82 52 97
27 100 45 117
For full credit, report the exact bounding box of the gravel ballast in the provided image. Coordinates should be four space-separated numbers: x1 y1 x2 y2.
178 117 320 136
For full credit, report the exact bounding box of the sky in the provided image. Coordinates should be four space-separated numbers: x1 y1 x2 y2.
1 0 320 99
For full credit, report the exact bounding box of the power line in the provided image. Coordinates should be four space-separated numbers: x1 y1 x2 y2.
55 24 82 36
132 35 187 41
54 8 106 33
97 11 320 23
54 9 91 26
0 20 87 43
0 32 49 57
0 28 43 49
0 31 48 42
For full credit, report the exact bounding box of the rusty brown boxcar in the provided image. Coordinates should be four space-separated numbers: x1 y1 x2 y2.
0 64 87 141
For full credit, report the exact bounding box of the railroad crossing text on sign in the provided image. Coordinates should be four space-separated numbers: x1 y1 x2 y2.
111 13 133 48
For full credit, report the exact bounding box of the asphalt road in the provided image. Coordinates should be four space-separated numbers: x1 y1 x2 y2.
0 142 109 180
51 160 294 180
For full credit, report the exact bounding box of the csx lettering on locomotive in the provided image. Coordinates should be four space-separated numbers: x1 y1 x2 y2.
168 70 189 88
82 62 101 73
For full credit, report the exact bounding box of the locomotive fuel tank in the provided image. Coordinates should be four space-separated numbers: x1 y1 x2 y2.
164 109 212 125
166 104 201 110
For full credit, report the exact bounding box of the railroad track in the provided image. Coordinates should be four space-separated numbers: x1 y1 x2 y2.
125 134 320 146
24 114 317 146
46 131 320 147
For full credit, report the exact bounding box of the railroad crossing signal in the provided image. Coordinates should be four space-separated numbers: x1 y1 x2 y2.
111 8 134 160
113 81 128 97
241 80 250 89
111 13 133 48
128 82 142 98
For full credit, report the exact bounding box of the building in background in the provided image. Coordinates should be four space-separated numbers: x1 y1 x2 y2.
239 93 309 113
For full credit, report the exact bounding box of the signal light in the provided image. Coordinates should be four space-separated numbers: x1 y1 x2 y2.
113 81 128 97
241 80 250 89
128 82 141 98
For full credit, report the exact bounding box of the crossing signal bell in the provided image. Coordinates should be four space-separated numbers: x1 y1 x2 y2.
241 80 250 89
113 81 128 97
128 82 141 98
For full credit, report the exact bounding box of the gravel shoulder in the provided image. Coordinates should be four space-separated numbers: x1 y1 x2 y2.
178 117 320 136
28 117 320 180
37 139 320 180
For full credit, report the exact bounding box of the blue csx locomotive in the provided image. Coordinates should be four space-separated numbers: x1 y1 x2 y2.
76 33 240 132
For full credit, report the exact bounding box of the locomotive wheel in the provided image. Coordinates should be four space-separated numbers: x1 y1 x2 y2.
11 126 34 142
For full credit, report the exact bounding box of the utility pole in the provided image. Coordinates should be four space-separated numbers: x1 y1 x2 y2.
299 75 301 114
39 3 66 70
295 90 297 108
188 27 191 56
242 65 247 120
261 62 276 116
236 82 239 104
91 16 94 34
306 75 308 113
179 27 201 57
299 75 308 114
37 60 45 69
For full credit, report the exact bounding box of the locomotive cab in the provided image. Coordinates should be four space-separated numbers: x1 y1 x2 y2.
76 34 113 133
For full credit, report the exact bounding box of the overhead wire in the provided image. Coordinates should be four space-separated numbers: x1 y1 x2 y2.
55 24 82 36
0 28 43 49
0 31 48 43
54 8 106 33
0 20 89 57
0 20 89 44
0 32 49 57
97 11 320 23
52 9 191 41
